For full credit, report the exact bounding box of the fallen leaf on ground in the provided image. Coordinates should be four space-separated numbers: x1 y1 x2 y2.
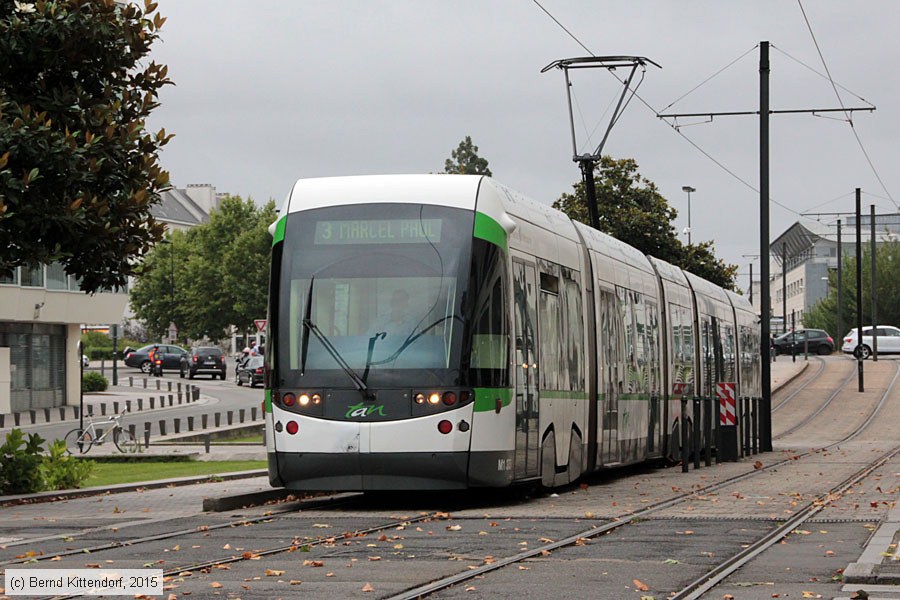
633 579 649 591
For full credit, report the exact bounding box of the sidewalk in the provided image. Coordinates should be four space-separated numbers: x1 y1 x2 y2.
770 354 810 391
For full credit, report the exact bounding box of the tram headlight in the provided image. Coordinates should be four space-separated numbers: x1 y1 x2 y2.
299 394 310 407
428 392 441 405
415 393 426 404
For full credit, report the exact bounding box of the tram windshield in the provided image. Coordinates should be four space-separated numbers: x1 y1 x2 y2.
277 203 473 387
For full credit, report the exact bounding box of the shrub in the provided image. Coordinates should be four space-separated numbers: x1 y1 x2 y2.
0 431 94 495
82 371 109 392
0 429 46 495
42 440 94 490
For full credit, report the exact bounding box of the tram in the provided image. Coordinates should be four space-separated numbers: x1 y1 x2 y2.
264 175 760 490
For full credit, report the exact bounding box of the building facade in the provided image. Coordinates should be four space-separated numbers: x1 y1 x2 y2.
0 184 223 414
755 213 900 335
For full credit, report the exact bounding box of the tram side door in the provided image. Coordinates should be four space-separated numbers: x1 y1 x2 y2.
598 288 620 466
513 259 540 479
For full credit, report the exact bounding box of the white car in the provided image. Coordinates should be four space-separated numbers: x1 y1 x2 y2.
82 355 90 368
841 325 900 358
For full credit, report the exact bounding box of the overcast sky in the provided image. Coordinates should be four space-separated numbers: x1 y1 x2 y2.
147 1 900 289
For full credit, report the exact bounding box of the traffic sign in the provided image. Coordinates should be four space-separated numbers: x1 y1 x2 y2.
254 319 267 332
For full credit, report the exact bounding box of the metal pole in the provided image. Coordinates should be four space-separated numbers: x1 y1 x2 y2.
79 340 84 431
856 188 864 392
791 309 796 363
749 263 753 305
581 159 600 230
759 40 773 452
837 220 843 346
871 204 878 361
782 242 787 335
112 323 118 386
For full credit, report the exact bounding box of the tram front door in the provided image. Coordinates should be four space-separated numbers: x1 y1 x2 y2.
513 259 540 480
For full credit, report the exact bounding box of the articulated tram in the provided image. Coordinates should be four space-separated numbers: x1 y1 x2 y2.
264 175 761 490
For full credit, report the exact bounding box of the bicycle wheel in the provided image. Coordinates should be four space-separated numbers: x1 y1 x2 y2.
64 428 93 455
113 428 139 453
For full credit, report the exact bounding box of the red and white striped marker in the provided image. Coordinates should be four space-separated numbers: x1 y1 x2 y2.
717 382 737 426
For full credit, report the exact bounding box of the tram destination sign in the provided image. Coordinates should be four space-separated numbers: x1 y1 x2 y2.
314 218 442 245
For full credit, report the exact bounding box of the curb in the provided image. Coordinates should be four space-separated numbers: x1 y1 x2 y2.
0 469 267 507
203 491 359 513
771 360 810 394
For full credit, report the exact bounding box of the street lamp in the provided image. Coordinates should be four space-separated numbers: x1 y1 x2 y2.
681 186 696 245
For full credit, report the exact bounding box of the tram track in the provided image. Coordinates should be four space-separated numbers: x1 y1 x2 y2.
385 360 900 599
12 360 898 599
771 355 825 412
772 356 861 440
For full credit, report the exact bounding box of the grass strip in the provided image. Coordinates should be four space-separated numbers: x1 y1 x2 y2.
84 460 266 487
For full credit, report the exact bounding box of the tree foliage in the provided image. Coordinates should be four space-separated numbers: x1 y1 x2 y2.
443 135 492 176
552 156 738 290
0 0 172 293
129 197 276 341
803 239 900 339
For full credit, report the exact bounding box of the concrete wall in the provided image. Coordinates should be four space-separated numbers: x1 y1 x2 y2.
0 347 9 414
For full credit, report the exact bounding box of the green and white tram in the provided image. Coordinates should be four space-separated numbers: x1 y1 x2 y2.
265 174 760 490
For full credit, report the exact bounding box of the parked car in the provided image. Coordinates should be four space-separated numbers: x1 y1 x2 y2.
841 325 900 359
772 329 834 356
236 355 265 388
82 355 90 368
124 344 188 374
180 347 227 380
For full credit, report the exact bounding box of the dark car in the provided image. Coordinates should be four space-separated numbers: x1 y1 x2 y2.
773 329 833 356
124 344 188 374
180 346 227 380
236 355 265 388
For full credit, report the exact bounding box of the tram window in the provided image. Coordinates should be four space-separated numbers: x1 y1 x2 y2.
562 273 584 392
540 272 559 295
539 288 560 390
466 240 508 386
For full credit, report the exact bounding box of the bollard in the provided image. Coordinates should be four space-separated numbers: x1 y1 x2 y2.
143 378 147 389
192 386 200 401
158 420 166 436
750 396 759 454
96 428 103 442
157 379 162 390
126 400 132 413
169 394 174 407
174 418 181 434
113 401 120 415
29 410 36 424
214 413 221 427
188 416 194 432
692 397 701 470
178 394 182 405
680 397 689 473
137 398 143 411
129 423 136 438
149 397 155 409
227 411 233 426
43 408 51 423
204 433 211 454
73 406 80 419
177 382 182 395
167 381 172 392
87 405 94 416
703 396 712 467
59 407 66 421
251 406 257 421
144 429 150 449
13 412 20 426
239 409 245 424
743 397 752 456
0 414 4 428
202 414 208 429
128 376 133 387
100 404 107 416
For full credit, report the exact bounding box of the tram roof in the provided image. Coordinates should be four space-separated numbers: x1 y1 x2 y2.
285 174 485 214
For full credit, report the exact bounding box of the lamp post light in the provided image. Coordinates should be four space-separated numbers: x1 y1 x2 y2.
681 186 696 245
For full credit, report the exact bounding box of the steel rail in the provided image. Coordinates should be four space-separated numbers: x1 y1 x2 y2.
773 358 859 439
387 361 900 599
771 355 826 412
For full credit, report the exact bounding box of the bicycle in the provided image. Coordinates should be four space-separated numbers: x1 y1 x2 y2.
64 411 139 454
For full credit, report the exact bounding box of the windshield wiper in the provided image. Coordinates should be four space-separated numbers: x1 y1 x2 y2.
300 278 373 400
